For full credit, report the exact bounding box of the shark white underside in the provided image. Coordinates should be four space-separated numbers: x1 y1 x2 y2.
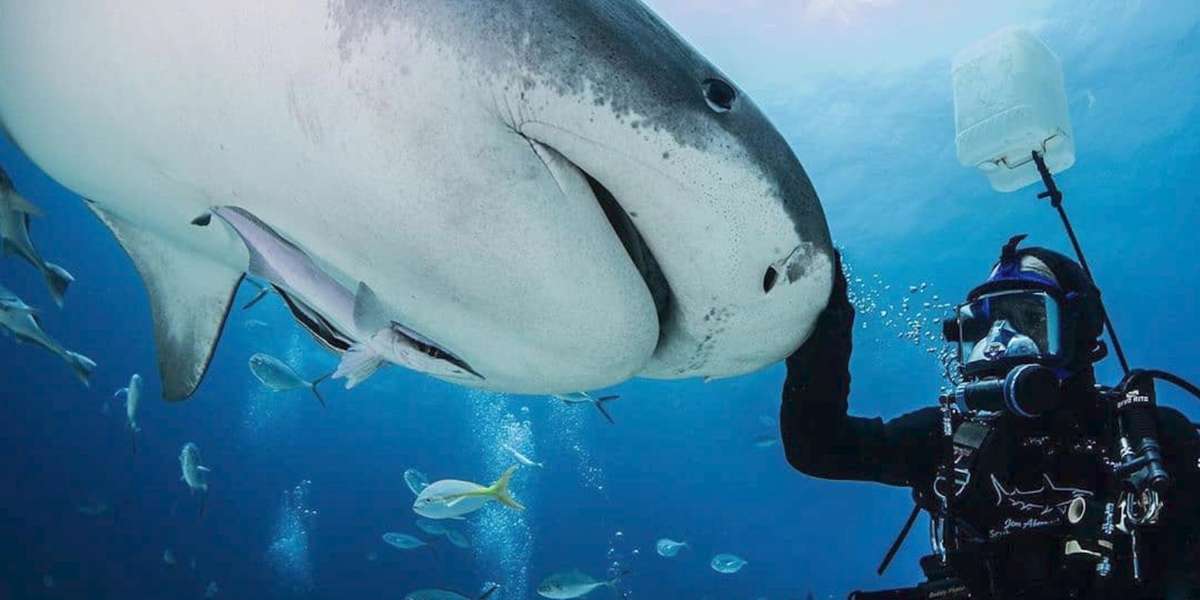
0 1 833 399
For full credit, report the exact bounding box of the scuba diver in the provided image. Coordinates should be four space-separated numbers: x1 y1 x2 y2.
781 236 1200 599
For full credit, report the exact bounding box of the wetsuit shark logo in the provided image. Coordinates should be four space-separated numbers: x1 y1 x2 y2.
991 473 1092 516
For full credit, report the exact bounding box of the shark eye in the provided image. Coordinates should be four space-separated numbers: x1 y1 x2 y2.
702 78 737 113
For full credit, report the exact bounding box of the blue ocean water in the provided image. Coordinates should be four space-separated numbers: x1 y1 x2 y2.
1 2 1198 599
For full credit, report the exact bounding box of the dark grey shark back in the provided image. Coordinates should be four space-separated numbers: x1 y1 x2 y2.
329 0 829 247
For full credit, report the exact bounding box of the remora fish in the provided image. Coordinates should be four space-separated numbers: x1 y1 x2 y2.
114 373 143 455
536 569 626 599
198 206 482 388
0 166 73 306
248 352 329 407
0 1 834 400
553 392 619 424
0 283 95 385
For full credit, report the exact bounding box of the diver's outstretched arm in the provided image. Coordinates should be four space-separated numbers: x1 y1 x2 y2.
780 251 939 488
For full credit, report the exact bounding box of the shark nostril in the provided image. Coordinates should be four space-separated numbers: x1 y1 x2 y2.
702 78 737 113
763 265 779 293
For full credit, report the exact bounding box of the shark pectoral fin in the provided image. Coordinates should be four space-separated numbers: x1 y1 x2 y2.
351 282 392 334
333 342 385 390
88 205 243 401
8 193 44 217
197 466 212 473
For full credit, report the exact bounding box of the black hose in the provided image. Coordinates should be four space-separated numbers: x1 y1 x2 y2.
878 504 922 575
1031 150 1131 375
1125 369 1200 402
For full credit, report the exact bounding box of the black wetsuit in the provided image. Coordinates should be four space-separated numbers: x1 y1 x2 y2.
780 268 1200 599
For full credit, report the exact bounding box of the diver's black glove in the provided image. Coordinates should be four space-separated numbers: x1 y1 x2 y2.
783 250 854 414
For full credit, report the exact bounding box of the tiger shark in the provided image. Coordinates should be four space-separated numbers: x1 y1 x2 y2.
0 1 834 400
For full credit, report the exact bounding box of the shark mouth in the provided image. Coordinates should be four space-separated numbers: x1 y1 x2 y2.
527 138 674 351
583 171 673 329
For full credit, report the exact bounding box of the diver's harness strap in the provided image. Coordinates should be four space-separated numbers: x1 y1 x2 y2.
871 370 1200 598
876 396 993 578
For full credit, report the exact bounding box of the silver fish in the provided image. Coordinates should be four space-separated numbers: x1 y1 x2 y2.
552 392 619 424
655 538 688 558
710 553 747 574
0 283 94 385
382 532 426 550
179 442 211 518
404 468 431 496
114 373 142 454
406 584 500 600
536 569 625 599
502 443 544 468
179 443 210 493
248 352 328 407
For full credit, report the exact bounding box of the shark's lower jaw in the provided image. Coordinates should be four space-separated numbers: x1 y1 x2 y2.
521 136 673 339
580 170 673 332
